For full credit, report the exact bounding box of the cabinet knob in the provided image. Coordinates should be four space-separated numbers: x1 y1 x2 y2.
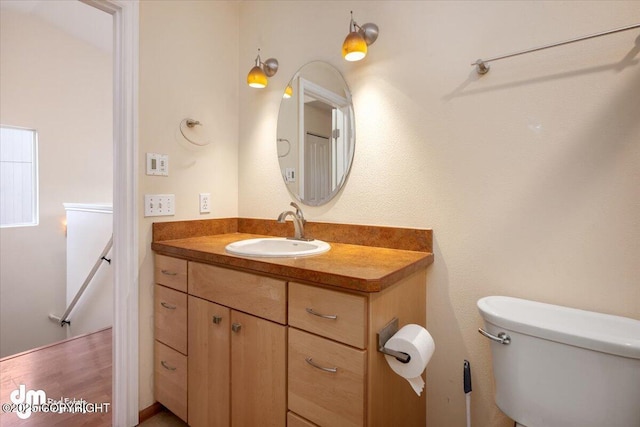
231 323 242 333
212 315 222 325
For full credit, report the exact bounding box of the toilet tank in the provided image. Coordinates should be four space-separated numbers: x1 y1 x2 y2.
478 296 640 427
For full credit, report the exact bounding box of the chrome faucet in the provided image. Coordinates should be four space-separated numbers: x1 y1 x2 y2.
277 202 311 241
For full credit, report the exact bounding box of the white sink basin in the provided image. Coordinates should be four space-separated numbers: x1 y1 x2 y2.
225 237 330 258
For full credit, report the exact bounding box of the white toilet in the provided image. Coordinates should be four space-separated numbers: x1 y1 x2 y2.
477 296 640 427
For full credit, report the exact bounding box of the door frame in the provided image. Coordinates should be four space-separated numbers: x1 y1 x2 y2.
81 1 139 425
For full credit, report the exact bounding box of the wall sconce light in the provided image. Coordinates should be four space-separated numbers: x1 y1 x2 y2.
342 11 379 61
247 48 279 88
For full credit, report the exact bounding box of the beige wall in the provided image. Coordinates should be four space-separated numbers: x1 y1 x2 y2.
137 0 240 409
237 2 640 426
0 7 112 357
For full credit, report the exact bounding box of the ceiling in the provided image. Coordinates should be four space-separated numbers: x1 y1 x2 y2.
1 0 112 52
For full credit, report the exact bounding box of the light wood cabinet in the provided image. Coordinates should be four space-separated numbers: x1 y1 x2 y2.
287 411 318 427
289 282 367 348
187 295 286 427
154 256 188 423
186 262 287 427
155 284 187 355
154 341 187 422
230 310 286 427
154 255 426 427
154 254 187 292
288 276 426 427
288 328 366 427
187 296 230 427
189 262 287 324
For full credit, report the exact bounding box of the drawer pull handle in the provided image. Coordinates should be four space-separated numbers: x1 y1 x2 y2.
232 323 242 333
305 357 337 373
160 302 177 310
305 308 338 320
160 361 177 371
161 270 177 276
212 316 222 324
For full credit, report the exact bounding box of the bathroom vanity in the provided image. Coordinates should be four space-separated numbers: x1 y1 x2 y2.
151 218 433 427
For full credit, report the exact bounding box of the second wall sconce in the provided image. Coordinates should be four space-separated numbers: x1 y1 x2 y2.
342 11 379 61
283 84 293 99
247 48 279 88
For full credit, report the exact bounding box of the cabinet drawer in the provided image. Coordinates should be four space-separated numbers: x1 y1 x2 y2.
288 328 366 427
289 282 367 348
189 262 286 324
288 411 318 427
155 341 187 423
154 285 187 354
154 254 187 292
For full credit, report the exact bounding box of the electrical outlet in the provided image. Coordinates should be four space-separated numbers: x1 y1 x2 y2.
199 193 211 214
144 194 175 217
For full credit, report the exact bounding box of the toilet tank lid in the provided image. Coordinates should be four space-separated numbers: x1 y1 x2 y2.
477 296 640 360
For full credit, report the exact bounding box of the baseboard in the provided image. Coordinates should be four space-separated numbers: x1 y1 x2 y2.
139 402 164 424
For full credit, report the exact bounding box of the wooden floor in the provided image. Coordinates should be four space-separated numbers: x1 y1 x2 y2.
0 328 112 427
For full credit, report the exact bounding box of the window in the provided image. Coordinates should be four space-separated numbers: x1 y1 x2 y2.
0 126 38 227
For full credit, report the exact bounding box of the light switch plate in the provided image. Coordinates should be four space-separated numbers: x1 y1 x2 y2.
284 168 296 183
146 153 169 176
144 194 175 217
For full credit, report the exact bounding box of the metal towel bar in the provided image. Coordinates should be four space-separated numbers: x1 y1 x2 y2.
472 23 640 74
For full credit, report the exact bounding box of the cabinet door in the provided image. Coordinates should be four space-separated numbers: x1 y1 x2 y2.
188 296 231 427
231 310 286 427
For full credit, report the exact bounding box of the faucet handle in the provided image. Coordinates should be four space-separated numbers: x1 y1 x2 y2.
290 202 306 223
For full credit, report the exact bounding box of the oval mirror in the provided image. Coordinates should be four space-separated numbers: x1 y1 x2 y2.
276 61 355 206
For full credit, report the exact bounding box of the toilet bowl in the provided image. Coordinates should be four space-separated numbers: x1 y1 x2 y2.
477 296 640 427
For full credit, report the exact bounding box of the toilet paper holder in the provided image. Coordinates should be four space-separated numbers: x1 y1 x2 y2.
377 317 411 363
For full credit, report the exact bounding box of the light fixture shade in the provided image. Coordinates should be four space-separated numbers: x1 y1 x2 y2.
247 65 268 88
342 31 367 61
283 84 293 99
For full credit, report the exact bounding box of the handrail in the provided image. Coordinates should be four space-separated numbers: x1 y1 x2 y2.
472 23 640 74
49 235 113 327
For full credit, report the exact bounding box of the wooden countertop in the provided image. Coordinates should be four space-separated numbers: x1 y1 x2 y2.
152 219 433 293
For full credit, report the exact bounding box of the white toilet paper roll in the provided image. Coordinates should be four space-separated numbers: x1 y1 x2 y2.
383 324 435 396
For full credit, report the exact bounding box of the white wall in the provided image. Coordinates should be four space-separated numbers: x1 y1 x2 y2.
0 5 112 357
137 0 240 409
237 2 640 426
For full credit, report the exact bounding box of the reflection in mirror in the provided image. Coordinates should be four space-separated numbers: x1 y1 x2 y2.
276 61 355 206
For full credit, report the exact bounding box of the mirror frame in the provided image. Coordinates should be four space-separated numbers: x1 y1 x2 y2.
276 61 355 206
